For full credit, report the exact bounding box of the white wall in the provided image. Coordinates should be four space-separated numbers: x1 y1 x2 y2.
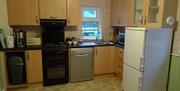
0 0 10 36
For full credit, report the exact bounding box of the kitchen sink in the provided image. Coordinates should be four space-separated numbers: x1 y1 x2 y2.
78 41 114 47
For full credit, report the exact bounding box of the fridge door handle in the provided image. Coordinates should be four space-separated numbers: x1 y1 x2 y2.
138 75 143 91
140 56 145 71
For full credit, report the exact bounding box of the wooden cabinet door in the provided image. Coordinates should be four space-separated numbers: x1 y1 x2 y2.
107 46 115 73
39 0 67 19
111 0 134 26
25 50 43 84
133 0 178 28
7 0 24 25
94 47 109 75
145 0 164 28
67 0 81 26
7 0 39 25
115 47 124 79
132 0 147 26
23 0 39 25
0 52 6 89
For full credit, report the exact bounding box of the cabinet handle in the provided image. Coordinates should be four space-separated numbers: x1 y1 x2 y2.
144 16 147 25
68 20 70 24
140 56 144 71
36 16 39 24
26 53 29 61
50 16 57 19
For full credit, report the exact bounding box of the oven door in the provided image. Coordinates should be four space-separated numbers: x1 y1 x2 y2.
42 50 68 86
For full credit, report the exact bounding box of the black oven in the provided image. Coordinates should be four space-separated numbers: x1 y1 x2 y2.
42 48 69 86
41 19 68 86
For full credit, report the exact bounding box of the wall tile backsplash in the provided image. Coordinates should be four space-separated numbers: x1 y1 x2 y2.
13 26 41 38
172 0 180 55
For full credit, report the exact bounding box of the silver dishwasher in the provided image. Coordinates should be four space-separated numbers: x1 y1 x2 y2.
69 48 93 82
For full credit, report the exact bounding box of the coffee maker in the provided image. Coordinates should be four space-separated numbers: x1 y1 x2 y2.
14 28 26 48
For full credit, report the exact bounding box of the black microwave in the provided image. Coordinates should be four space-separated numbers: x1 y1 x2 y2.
117 32 125 46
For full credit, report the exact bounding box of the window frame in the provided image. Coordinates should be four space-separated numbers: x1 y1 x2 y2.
81 6 102 40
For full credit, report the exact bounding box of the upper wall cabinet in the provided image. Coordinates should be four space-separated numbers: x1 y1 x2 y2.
67 0 81 26
111 0 134 26
7 0 39 25
111 0 178 28
39 0 67 19
133 0 178 28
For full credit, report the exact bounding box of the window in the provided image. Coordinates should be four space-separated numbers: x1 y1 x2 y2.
82 7 101 39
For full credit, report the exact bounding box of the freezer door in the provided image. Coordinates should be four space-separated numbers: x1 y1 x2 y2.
123 64 143 91
124 28 145 71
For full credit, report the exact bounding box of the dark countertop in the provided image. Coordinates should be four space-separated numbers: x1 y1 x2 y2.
68 41 114 48
68 41 124 49
0 42 124 52
115 43 124 49
2 46 42 52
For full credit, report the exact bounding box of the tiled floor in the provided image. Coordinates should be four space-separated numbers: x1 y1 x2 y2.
11 75 122 91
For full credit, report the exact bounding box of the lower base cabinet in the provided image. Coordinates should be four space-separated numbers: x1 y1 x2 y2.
0 52 6 90
25 50 43 84
115 47 124 79
94 46 115 75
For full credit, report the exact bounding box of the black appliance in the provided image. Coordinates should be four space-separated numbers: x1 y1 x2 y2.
42 44 68 86
41 19 69 86
14 29 26 48
118 32 125 46
41 19 66 45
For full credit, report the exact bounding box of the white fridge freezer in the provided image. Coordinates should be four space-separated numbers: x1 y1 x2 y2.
122 27 173 91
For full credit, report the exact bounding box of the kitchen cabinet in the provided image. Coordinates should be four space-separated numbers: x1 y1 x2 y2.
133 0 178 28
94 46 115 75
67 0 81 26
39 0 67 19
25 50 43 84
115 47 124 80
0 52 7 91
7 0 39 25
107 46 116 73
111 0 134 26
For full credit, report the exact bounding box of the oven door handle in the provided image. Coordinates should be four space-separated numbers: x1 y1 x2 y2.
56 51 64 54
57 65 65 67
